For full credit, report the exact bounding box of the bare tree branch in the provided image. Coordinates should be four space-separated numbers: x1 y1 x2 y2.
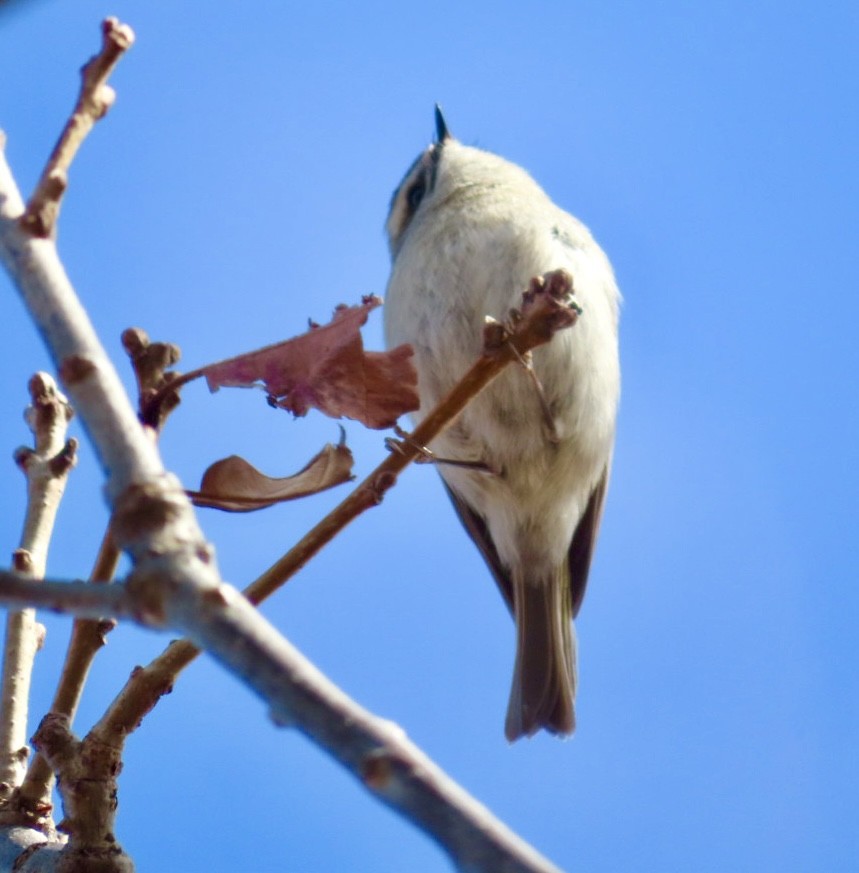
14 530 120 823
0 375 75 802
20 18 135 238
31 715 132 873
1 41 224 865
0 573 131 620
89 588 564 873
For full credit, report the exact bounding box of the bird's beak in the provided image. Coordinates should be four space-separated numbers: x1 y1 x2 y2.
434 104 452 143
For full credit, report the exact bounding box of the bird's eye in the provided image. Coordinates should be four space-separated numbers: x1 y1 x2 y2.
407 180 426 211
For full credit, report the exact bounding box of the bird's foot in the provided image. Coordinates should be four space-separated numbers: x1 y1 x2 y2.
385 426 499 473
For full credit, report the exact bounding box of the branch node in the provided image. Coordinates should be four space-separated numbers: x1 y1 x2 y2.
361 749 395 791
201 585 232 609
370 471 397 503
101 16 135 52
48 438 79 477
121 327 183 429
31 715 76 769
26 372 74 431
59 355 97 388
97 619 118 643
18 172 66 237
13 446 34 470
90 85 116 119
482 315 508 352
11 550 35 574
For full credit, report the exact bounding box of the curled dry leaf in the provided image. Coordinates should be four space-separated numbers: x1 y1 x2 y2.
189 439 355 512
201 297 419 430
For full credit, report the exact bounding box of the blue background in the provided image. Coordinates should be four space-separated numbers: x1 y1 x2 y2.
1 2 857 871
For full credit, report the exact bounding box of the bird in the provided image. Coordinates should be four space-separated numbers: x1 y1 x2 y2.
383 107 620 740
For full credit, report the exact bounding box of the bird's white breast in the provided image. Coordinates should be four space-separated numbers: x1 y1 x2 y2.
384 148 620 569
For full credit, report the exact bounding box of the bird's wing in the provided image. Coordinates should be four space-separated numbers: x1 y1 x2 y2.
440 479 514 614
568 462 611 618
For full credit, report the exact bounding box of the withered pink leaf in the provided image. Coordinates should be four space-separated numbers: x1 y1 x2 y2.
201 296 419 429
189 441 354 513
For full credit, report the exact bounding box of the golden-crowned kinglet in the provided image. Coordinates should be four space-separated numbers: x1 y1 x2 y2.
384 107 620 740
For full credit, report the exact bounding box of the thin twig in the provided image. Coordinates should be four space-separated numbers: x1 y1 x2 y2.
14 530 120 821
0 375 76 802
121 327 183 429
51 534 121 706
137 364 204 429
13 342 165 823
0 572 132 620
19 18 135 238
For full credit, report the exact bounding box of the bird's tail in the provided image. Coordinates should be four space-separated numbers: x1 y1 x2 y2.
505 565 577 741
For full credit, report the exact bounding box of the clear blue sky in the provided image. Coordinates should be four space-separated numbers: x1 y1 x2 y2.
1 2 857 871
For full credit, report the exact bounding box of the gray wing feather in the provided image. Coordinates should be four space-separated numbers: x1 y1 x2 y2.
440 479 514 613
568 464 611 618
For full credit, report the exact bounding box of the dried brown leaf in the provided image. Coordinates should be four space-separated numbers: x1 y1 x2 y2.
189 441 354 512
201 297 419 429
